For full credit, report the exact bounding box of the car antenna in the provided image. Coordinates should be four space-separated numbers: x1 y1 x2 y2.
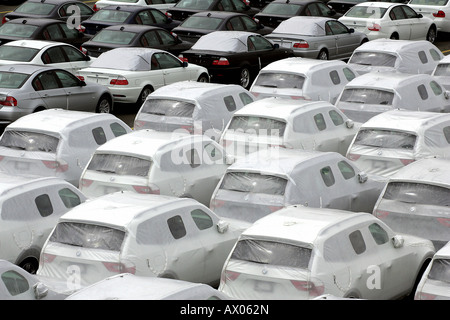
120 26 125 31
22 19 27 24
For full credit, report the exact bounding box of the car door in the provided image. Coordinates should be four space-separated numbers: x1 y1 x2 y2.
152 51 193 85
32 70 68 109
327 20 360 59
402 5 429 40
388 6 411 39
54 69 97 112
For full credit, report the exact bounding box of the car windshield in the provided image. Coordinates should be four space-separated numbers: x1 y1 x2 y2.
228 116 286 137
382 182 450 207
427 259 450 283
0 130 59 153
433 63 450 76
254 72 305 89
15 2 56 15
0 46 39 62
220 171 288 195
353 129 417 149
92 30 137 44
175 0 214 9
409 0 448 5
141 99 195 117
261 3 303 15
90 9 131 22
339 88 394 105
349 52 397 67
0 71 29 88
345 5 387 18
87 153 152 177
49 222 125 251
180 16 223 30
0 24 38 38
231 239 312 269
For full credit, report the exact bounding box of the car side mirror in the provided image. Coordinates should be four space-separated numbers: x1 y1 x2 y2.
357 172 368 183
273 43 279 49
345 119 354 128
348 28 355 33
392 235 404 248
217 220 229 233
445 90 450 99
79 80 86 86
85 55 91 61
182 61 188 68
33 282 49 300
417 13 423 18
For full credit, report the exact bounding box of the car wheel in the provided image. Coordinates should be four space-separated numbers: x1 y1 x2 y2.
317 49 328 60
137 86 153 106
96 95 112 113
390 33 399 40
426 26 437 43
239 67 251 89
19 258 39 274
197 73 209 82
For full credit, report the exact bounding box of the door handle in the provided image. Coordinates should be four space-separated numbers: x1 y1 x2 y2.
67 92 71 96
43 94 49 97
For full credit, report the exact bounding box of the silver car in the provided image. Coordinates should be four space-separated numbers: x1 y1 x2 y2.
265 16 368 60
0 64 113 127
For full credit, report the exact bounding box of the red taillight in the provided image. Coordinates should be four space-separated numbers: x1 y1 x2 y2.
290 96 307 100
2 17 9 24
210 199 225 210
0 96 17 107
93 4 99 11
347 153 361 161
400 158 415 166
437 217 450 227
252 92 259 97
80 178 93 188
166 12 173 18
416 292 437 300
269 205 283 213
293 41 309 48
77 75 85 81
110 76 129 85
42 253 56 263
102 261 136 274
77 24 86 32
178 54 188 62
290 280 324 297
180 125 194 134
133 184 160 194
212 58 230 66
433 10 445 17
374 209 390 219
42 160 68 172
368 23 381 31
224 270 240 282
80 46 87 54
0 156 4 161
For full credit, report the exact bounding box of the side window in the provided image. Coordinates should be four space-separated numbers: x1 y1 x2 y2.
191 209 213 230
55 70 79 88
137 10 155 25
418 51 428 64
231 0 246 10
430 80 443 96
224 95 237 112
58 188 82 208
329 110 344 126
229 17 245 31
241 16 258 32
142 31 160 46
430 49 442 61
343 67 356 81
59 23 80 39
338 160 356 180
35 71 60 90
186 148 201 168
320 166 335 187
43 47 67 63
154 52 182 69
349 230 366 254
369 223 389 245
402 5 418 19
156 30 177 45
43 24 64 40
62 46 86 62
151 10 168 24
204 143 223 162
110 122 129 137
92 127 107 145
443 126 450 143
168 215 187 239
1 271 29 296
317 2 332 16
328 20 349 34
35 194 53 217
329 70 341 85
314 113 326 131
248 35 273 51
306 3 320 15
239 92 254 105
418 84 429 100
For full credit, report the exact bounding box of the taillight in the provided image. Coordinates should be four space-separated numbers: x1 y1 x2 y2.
42 253 56 264
252 92 259 97
178 54 188 62
433 10 445 17
293 41 309 48
80 46 87 54
212 58 230 66
166 12 172 18
77 75 85 81
110 76 129 85
2 17 9 24
368 23 381 31
180 125 194 134
223 270 240 282
210 199 225 210
269 205 283 213
374 209 390 219
415 292 437 300
80 178 93 188
0 96 17 107
400 158 415 166
77 24 86 32
347 153 361 161
102 261 136 274
290 280 324 297
290 96 307 100
93 4 99 11
437 217 450 227
42 160 69 172
133 184 160 194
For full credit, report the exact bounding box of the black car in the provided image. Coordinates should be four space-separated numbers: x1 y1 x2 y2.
80 5 182 36
80 24 194 58
2 0 95 24
172 11 273 43
167 0 260 21
179 31 294 88
0 18 91 47
253 0 341 29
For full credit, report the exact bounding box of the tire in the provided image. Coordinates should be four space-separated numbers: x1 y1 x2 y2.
96 95 112 113
136 86 153 107
317 49 329 60
426 26 437 43
197 73 209 83
390 33 399 40
239 67 251 89
19 258 39 274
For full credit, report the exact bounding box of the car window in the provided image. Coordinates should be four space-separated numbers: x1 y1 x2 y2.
327 20 349 35
254 72 305 89
93 30 136 45
1 271 30 297
338 160 355 180
142 31 160 46
430 80 443 96
349 230 366 254
0 130 59 152
231 0 246 10
349 52 397 67
58 188 82 208
43 47 67 64
0 71 29 88
141 98 195 117
62 3 93 16
153 52 182 69
433 63 450 76
157 29 177 45
418 84 429 100
61 45 86 62
110 122 129 137
390 6 406 20
340 88 394 105
35 194 53 217
228 116 286 137
343 67 356 81
239 92 254 105
305 3 320 15
262 2 303 15
317 2 333 16
320 166 335 187
229 17 245 30
191 209 213 230
402 5 419 19
87 153 151 177
92 127 107 145
91 8 131 22
368 223 389 245
427 259 450 283
329 109 344 126
430 49 442 61
418 51 428 64
224 95 237 112
42 24 64 40
54 70 80 88
314 113 326 131
220 172 288 195
137 10 155 24
34 71 60 90
248 35 273 51
0 46 39 62
204 142 223 162
329 70 341 85
354 129 417 149
59 23 80 39
383 181 450 207
346 5 387 18
241 16 258 32
167 215 187 239
186 148 201 168
218 0 234 11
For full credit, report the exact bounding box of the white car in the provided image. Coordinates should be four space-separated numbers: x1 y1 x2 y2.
415 241 450 300
409 0 450 33
0 40 94 75
218 206 435 300
219 97 359 161
77 47 209 105
249 57 359 104
432 54 450 90
93 0 178 13
346 110 450 177
338 2 437 42
37 192 250 288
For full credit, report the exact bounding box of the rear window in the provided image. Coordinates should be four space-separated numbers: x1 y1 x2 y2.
0 46 39 62
0 24 38 38
261 3 303 15
90 9 131 23
339 88 394 105
353 129 416 149
231 239 312 269
228 116 286 137
142 99 195 117
179 16 222 30
254 72 305 89
91 30 136 45
409 0 448 5
349 52 397 67
434 63 450 76
15 2 56 14
0 71 29 89
345 5 387 18
0 130 59 153
428 259 450 283
382 182 450 207
87 153 151 177
220 172 287 196
49 222 125 251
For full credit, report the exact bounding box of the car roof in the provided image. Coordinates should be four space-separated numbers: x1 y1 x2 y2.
352 1 398 8
8 18 65 26
2 39 67 50
190 11 247 18
389 158 450 187
149 81 247 100
102 24 164 32
272 16 333 33
0 63 55 74
260 57 350 75
354 38 436 53
241 205 372 245
100 4 155 12
343 72 435 90
269 0 320 4
0 173 73 198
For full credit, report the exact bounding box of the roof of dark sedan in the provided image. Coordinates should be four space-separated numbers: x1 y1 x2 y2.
18 0 87 4
98 24 167 32
187 11 257 18
5 17 68 26
96 4 160 12
266 0 325 3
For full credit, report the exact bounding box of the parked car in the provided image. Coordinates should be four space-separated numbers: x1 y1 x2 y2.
264 16 368 60
0 109 132 186
409 0 450 33
415 241 450 300
65 273 231 300
250 57 358 103
432 54 450 90
210 148 386 223
2 0 94 24
328 0 407 15
134 81 255 141
347 38 444 75
179 31 294 89
0 18 91 47
93 0 178 13
335 72 450 123
338 2 437 42
219 98 359 161
373 158 450 251
0 40 93 75
0 259 67 300
218 205 435 299
80 5 181 36
0 64 114 127
0 173 86 274
346 110 450 177
77 47 210 106
167 0 260 21
37 192 250 288
171 11 273 44
253 0 341 29
79 130 229 206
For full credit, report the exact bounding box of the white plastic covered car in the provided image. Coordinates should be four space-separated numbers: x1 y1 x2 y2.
431 54 450 90
37 192 250 288
335 71 450 123
346 110 450 177
0 109 132 186
210 148 386 223
373 158 450 251
134 81 255 141
218 205 435 300
219 97 359 161
249 57 358 103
